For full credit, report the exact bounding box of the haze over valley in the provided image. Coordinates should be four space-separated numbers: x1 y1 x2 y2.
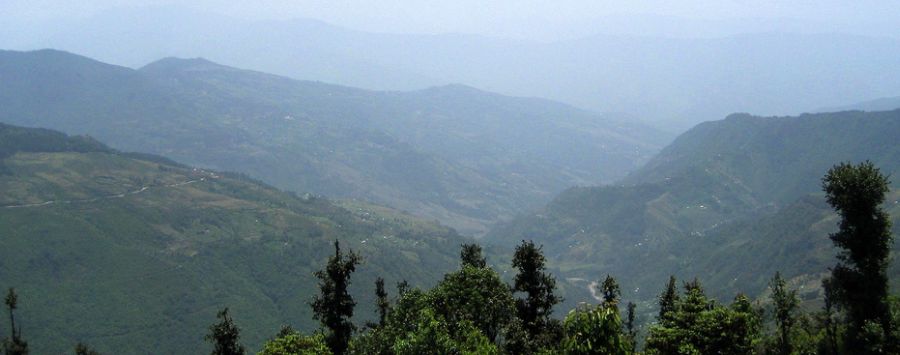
1 1 900 354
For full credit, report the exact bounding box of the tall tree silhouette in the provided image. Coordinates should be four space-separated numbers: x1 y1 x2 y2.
511 240 561 346
600 275 621 306
769 272 798 355
3 288 27 355
374 277 389 327
657 275 679 325
823 161 894 351
311 241 360 355
205 307 245 355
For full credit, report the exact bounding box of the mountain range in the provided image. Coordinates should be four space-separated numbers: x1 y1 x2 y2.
0 49 664 235
6 6 900 129
487 109 900 305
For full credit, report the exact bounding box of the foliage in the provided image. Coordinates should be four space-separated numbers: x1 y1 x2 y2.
644 280 760 355
311 241 362 355
624 302 637 353
600 275 621 306
562 304 628 355
430 266 515 343
658 276 679 324
823 161 895 351
206 308 245 355
390 309 499 355
258 331 331 355
511 240 562 350
374 278 389 328
461 243 487 268
769 272 799 355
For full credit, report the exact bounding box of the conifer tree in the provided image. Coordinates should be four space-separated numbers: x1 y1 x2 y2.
822 161 894 351
625 302 637 353
769 272 798 355
3 288 27 355
600 275 621 306
205 307 245 355
374 277 389 327
657 276 679 324
511 240 561 344
311 241 361 355
460 243 487 268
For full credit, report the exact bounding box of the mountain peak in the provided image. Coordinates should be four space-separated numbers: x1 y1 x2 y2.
139 57 228 74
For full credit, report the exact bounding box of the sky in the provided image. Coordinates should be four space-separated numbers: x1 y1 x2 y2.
3 0 900 40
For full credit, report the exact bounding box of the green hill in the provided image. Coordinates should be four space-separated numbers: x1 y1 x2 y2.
0 123 479 354
487 109 900 305
0 49 666 235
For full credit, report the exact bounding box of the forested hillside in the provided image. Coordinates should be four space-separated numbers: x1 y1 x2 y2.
487 109 900 304
0 49 666 235
0 123 479 354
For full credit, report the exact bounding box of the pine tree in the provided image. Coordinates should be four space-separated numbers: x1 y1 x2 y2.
311 240 361 355
374 277 390 327
822 161 894 351
460 243 487 268
205 307 245 355
769 272 798 355
657 276 679 325
625 302 637 353
600 275 621 306
511 240 561 347
3 288 27 355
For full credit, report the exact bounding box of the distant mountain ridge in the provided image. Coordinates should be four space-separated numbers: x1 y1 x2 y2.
816 96 900 113
9 6 900 129
0 49 666 235
487 109 900 304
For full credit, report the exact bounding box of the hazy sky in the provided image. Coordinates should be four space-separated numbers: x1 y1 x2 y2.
4 0 900 40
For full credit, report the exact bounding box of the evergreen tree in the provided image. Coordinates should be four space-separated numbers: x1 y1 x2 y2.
430 265 515 343
205 308 245 355
657 276 679 324
3 288 27 355
625 302 637 353
600 275 621 306
511 240 561 346
645 279 760 354
562 303 628 355
374 277 390 327
311 241 361 355
769 272 799 355
460 243 487 268
822 161 894 351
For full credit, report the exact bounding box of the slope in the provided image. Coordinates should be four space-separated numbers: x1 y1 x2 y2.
0 49 665 235
487 109 900 304
0 123 473 354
